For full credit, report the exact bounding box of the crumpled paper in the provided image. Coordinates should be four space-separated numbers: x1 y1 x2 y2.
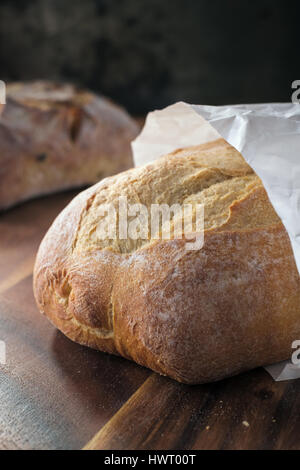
132 101 300 381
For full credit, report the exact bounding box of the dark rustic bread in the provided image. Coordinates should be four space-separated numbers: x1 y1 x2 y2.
33 139 300 384
0 81 139 210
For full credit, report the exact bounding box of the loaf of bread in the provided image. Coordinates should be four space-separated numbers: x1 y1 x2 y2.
0 81 138 210
33 138 300 384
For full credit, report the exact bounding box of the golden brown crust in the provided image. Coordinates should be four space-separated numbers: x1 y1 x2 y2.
33 139 300 384
0 81 139 210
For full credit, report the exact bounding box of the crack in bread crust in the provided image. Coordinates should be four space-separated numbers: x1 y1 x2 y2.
73 139 280 254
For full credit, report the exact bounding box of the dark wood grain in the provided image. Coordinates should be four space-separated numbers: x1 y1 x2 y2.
84 371 300 450
0 192 300 450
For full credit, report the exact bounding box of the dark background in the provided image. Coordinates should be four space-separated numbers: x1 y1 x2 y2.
0 0 299 115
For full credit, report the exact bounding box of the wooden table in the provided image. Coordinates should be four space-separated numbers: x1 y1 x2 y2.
0 191 299 450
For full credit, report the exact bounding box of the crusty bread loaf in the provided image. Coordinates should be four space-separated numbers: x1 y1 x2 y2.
0 81 139 210
33 138 300 384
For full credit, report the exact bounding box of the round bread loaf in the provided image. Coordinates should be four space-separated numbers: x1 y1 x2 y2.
0 81 138 210
33 138 300 384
